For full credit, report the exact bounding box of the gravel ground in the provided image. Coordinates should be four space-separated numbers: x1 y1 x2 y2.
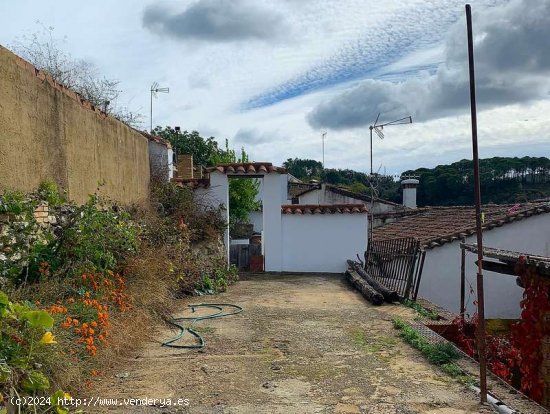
91 273 545 414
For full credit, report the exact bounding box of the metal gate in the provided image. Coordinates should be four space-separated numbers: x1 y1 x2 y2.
365 237 425 300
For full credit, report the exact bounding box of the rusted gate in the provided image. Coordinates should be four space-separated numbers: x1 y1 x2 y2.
364 237 425 300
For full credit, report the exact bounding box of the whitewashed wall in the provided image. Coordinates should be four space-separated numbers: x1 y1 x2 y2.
281 213 368 273
250 211 263 232
148 141 174 181
418 214 550 319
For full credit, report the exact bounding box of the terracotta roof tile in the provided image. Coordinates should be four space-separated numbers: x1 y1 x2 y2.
172 177 210 189
287 182 321 198
325 185 402 207
373 201 550 249
140 132 172 149
281 204 368 215
206 163 286 175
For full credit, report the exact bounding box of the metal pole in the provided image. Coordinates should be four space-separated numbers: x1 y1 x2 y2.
322 132 326 169
369 126 373 175
460 238 466 316
150 88 153 133
466 4 488 404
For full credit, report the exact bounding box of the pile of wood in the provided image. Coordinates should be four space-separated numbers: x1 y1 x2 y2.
346 260 400 306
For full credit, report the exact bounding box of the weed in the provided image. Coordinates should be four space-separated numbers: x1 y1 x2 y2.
403 299 440 320
393 318 470 382
37 180 65 207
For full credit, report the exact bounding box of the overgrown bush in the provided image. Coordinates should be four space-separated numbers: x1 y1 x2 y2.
150 181 226 243
0 290 70 413
1 179 238 406
57 195 139 276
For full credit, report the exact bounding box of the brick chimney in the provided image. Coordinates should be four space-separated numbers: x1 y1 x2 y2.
177 154 194 179
401 178 419 209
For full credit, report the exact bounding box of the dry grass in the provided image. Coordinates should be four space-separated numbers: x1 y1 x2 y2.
90 244 179 386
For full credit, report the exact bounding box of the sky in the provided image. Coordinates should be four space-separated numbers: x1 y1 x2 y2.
0 0 549 175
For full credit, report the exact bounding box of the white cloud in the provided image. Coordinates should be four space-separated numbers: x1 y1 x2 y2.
308 0 550 129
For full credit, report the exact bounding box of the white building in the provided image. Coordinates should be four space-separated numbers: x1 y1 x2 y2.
194 163 369 273
143 133 175 182
373 200 550 318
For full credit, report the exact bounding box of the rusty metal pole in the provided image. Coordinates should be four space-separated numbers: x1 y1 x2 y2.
465 4 488 404
460 238 466 317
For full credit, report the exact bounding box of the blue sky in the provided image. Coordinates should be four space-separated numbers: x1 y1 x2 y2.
0 0 549 175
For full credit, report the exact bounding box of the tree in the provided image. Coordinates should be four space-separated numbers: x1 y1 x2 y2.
213 141 260 227
11 25 143 128
152 127 221 167
154 127 260 227
283 158 323 180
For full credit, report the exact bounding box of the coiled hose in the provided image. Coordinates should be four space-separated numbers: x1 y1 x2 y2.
162 303 243 349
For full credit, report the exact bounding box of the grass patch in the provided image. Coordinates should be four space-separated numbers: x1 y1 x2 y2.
392 318 473 383
403 299 439 320
349 328 398 353
193 326 216 334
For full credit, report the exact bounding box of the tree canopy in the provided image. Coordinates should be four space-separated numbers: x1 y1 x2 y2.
284 156 550 206
153 127 259 227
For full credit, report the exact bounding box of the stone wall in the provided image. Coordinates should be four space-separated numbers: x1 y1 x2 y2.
0 45 150 205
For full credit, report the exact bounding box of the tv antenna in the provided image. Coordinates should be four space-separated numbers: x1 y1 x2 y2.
150 82 169 133
369 113 412 175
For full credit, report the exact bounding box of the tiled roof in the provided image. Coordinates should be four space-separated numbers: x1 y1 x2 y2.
282 204 368 215
373 201 550 249
172 177 210 189
206 163 286 174
325 185 402 207
288 182 321 197
140 132 172 149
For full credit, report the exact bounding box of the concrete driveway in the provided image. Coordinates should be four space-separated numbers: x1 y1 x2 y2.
93 274 534 414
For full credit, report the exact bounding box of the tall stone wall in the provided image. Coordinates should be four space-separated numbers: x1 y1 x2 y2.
0 45 150 205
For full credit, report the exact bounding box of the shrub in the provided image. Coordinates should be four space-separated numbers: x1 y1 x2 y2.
0 290 69 411
37 181 65 207
57 195 139 276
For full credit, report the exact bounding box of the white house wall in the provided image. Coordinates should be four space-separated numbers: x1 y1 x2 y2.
250 211 263 232
148 141 173 182
299 189 322 204
418 214 550 319
263 174 286 272
281 214 368 273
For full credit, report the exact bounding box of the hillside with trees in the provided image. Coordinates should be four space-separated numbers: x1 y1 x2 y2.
284 156 550 206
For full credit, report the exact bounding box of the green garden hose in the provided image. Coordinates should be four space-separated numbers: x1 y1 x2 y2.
162 303 243 349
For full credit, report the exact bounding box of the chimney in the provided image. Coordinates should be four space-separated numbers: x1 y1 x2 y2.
401 178 419 209
177 154 194 179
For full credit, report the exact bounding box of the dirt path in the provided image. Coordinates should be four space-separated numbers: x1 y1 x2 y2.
92 274 496 413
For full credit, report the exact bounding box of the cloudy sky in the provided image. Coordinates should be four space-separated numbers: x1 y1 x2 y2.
1 0 549 174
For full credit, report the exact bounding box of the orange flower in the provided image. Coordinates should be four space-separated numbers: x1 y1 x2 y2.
90 321 98 328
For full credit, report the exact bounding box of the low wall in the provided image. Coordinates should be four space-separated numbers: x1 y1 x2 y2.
0 45 150 205
281 214 368 273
